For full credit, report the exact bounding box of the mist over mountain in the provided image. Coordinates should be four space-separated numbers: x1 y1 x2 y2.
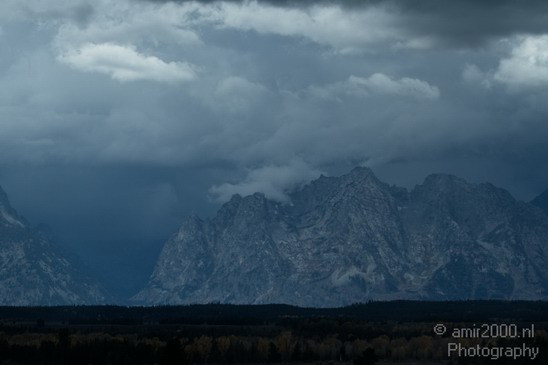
0 185 107 305
2 166 548 307
134 167 548 306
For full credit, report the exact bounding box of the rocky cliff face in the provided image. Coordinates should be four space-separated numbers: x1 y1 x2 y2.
0 185 106 305
134 167 548 306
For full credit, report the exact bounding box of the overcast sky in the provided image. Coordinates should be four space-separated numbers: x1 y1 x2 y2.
1 0 548 297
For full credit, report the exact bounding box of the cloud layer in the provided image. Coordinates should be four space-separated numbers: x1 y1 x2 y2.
209 160 323 202
1 0 547 181
494 36 548 88
58 43 196 82
309 73 440 100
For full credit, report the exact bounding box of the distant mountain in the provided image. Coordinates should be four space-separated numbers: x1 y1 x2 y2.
134 167 548 306
532 189 548 216
0 185 106 305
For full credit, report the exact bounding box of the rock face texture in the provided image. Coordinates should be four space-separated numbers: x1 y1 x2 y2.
0 186 106 305
134 167 548 306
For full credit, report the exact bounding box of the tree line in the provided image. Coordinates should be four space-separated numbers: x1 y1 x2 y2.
1 327 547 364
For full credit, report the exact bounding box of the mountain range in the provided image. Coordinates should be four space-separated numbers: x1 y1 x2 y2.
1 167 548 306
133 167 548 306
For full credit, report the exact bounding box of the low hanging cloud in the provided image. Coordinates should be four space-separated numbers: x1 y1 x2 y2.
208 1 431 52
57 43 197 83
209 160 324 203
143 0 548 49
494 35 548 89
53 1 202 49
309 73 440 100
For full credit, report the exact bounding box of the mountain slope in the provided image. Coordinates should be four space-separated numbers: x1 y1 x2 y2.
0 185 107 305
134 168 548 306
399 174 548 300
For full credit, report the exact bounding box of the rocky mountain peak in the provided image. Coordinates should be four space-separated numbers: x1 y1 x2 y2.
214 192 275 229
290 166 386 213
176 214 203 236
135 167 548 306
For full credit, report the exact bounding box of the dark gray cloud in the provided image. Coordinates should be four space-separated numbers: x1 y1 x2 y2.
145 0 548 47
387 0 548 47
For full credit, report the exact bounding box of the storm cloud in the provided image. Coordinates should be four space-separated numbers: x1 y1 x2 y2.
1 0 548 297
147 0 548 47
